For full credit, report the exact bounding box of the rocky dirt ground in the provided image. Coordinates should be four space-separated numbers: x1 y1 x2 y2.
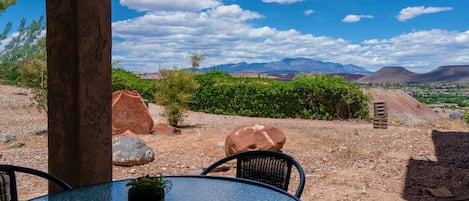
1 84 469 201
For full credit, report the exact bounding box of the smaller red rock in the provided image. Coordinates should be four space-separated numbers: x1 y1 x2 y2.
152 122 181 136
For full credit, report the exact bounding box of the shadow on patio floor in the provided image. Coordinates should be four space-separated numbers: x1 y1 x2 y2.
403 130 469 201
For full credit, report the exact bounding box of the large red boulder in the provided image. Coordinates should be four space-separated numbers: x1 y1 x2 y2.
224 124 286 156
112 90 154 135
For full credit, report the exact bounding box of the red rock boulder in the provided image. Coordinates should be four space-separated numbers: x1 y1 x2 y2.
224 124 286 156
112 90 154 135
152 122 181 136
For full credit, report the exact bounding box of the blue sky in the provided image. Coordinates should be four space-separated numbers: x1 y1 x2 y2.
1 0 469 73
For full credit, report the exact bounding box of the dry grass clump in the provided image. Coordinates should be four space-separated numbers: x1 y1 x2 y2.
431 118 469 131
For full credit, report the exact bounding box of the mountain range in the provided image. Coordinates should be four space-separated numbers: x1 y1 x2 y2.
184 58 469 84
196 58 372 75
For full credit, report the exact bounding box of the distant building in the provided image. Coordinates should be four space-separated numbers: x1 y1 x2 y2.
449 112 462 119
428 104 444 110
138 72 161 80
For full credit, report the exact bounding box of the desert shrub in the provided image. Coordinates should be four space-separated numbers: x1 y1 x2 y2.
463 111 469 124
17 37 48 112
192 71 370 120
154 69 199 127
112 67 158 102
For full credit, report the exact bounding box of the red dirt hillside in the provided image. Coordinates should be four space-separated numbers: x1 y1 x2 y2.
359 65 469 84
363 88 443 124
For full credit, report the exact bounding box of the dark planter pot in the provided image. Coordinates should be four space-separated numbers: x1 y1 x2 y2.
128 193 164 201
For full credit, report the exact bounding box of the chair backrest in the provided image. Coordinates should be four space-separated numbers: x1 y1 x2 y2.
0 164 73 201
200 150 305 198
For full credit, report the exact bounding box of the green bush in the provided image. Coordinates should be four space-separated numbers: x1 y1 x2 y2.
112 68 158 102
291 74 369 120
17 37 47 112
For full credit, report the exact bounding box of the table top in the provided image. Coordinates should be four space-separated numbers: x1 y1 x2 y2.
29 175 300 201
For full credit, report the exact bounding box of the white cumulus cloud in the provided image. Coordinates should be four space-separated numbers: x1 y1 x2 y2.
262 0 303 4
304 9 315 16
397 6 453 22
361 29 469 71
119 0 221 12
111 2 469 73
342 14 374 23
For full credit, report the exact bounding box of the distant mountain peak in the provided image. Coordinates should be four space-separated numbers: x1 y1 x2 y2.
376 66 417 74
359 65 469 84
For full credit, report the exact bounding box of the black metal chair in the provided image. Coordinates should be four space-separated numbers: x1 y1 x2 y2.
0 164 72 201
200 150 306 198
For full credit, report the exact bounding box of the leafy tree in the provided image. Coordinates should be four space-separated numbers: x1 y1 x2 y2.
190 52 205 71
155 69 199 127
0 15 45 84
0 3 48 111
0 0 15 13
0 1 15 83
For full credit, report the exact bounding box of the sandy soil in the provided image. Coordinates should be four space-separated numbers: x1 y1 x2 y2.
1 84 468 201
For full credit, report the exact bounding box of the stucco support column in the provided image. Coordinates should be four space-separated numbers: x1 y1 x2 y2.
46 0 112 193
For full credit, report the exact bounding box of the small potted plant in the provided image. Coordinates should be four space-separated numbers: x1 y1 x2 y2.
127 174 172 201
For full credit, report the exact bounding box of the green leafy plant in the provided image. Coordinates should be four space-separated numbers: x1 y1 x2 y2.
127 174 172 201
155 69 199 127
17 37 47 112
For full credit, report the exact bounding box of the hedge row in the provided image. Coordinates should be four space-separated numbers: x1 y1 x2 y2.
191 71 370 120
112 68 158 102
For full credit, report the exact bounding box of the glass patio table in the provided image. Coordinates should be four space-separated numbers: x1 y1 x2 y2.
29 175 301 201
